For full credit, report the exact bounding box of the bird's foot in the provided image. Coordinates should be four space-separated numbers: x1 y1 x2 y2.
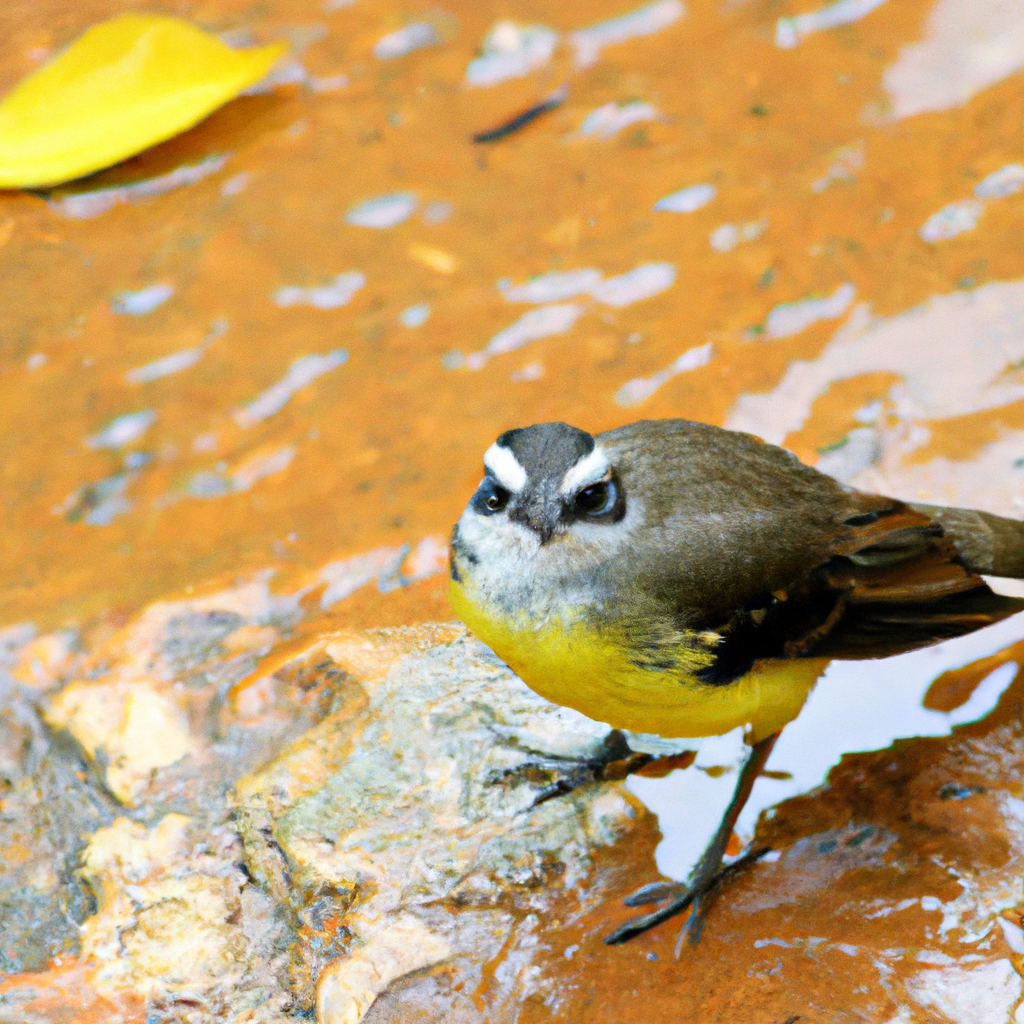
490 730 655 809
604 846 770 947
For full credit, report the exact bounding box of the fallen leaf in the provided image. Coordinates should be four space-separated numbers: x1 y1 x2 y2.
0 14 285 188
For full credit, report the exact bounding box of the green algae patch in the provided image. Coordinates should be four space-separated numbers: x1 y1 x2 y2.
0 14 285 188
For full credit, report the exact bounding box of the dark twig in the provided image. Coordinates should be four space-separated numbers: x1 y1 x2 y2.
472 87 567 143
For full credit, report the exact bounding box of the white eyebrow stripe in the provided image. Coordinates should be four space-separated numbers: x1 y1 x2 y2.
559 446 610 495
484 442 528 492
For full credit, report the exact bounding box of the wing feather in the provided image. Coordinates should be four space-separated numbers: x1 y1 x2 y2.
595 421 1024 683
697 500 1024 683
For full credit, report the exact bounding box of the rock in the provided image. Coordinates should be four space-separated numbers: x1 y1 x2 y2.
10 630 80 690
44 677 199 804
10 810 295 1024
38 575 308 810
231 626 640 1019
0 656 119 973
316 913 451 1024
6 605 643 1022
79 815 248 997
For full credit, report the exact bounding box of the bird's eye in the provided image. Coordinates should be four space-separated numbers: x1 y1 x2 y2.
486 489 508 511
575 480 615 516
473 480 510 515
472 477 511 516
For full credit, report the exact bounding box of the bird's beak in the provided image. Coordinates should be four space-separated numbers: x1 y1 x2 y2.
533 516 557 545
512 496 562 545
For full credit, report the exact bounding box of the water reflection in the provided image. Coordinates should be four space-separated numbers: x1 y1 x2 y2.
628 608 1024 881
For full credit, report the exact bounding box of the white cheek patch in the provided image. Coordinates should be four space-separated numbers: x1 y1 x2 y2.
559 446 610 496
483 442 528 493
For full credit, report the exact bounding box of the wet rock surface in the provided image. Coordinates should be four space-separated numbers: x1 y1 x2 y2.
0 715 115 974
2 583 1024 1022
0 594 646 1023
233 627 638 1021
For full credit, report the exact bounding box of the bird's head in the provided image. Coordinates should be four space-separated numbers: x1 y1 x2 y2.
455 423 625 562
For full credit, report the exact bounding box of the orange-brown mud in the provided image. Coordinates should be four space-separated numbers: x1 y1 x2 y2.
5 0 1024 630
5 0 1024 1021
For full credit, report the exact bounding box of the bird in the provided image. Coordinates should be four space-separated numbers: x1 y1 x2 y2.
448 418 1024 945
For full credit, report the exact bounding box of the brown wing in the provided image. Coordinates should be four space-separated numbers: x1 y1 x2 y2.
597 420 1024 682
697 500 1024 684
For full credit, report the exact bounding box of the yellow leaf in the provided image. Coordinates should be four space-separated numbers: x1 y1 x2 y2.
0 14 286 189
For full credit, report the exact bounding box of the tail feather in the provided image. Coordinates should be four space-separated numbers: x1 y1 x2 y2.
911 504 1024 580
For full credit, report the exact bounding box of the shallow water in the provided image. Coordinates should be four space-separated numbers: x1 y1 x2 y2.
5 0 1024 1019
4 0 1024 633
629 607 1024 880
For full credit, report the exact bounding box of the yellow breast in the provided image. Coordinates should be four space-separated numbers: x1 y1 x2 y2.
450 577 826 742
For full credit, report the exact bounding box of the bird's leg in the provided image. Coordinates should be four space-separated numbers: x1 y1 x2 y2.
604 730 780 947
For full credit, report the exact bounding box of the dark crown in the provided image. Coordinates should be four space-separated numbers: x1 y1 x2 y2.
495 422 595 486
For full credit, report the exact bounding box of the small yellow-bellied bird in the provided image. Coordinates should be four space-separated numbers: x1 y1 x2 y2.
449 419 1024 944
